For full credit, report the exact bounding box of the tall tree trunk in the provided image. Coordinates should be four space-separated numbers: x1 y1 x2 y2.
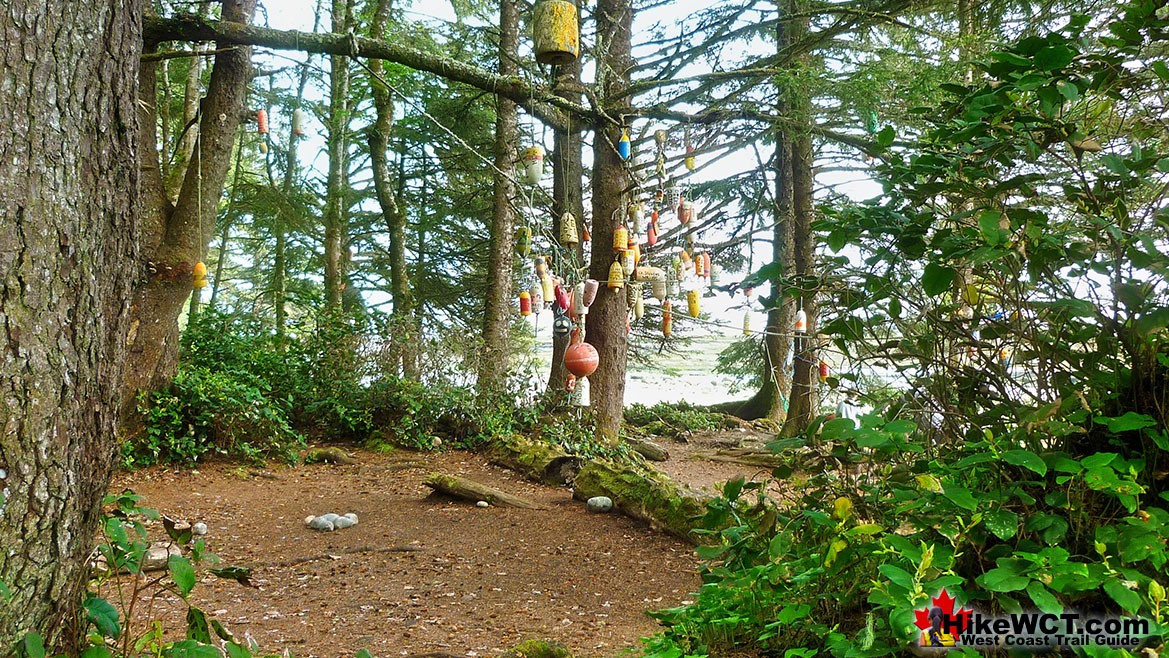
323 0 354 312
121 0 257 434
165 45 205 201
367 0 417 378
479 0 520 389
586 0 635 444
547 22 585 394
781 1 818 437
734 0 796 423
0 0 141 648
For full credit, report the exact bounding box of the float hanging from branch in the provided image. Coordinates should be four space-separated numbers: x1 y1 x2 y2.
521 145 544 185
292 108 307 136
256 109 269 134
571 376 590 407
618 128 631 160
532 0 580 65
559 211 578 247
608 259 625 290
529 280 544 309
553 313 571 337
516 226 532 256
662 299 672 338
192 261 208 290
613 225 628 252
794 309 807 333
519 291 532 316
564 330 599 378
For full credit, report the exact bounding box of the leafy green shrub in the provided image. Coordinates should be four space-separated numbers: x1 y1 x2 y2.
128 364 303 467
625 401 739 438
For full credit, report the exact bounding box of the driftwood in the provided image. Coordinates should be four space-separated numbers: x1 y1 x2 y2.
423 473 545 510
689 448 784 468
264 544 424 568
626 437 669 461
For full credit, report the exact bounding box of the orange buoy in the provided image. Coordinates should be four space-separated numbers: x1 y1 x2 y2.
679 198 694 225
566 373 577 392
519 291 532 316
662 300 672 337
193 261 207 279
702 253 711 277
647 221 657 246
694 254 703 277
565 339 599 378
257 109 269 134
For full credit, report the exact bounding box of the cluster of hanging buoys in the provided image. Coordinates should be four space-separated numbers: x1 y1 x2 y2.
192 261 208 290
532 0 580 66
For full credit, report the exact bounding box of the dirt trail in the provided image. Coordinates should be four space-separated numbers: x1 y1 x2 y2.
110 449 699 658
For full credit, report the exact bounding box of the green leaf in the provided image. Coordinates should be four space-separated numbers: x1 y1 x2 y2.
1153 60 1169 83
355 651 374 658
1102 579 1142 614
878 564 915 590
921 263 957 297
1056 80 1079 102
722 475 745 502
84 596 121 640
169 555 196 598
978 210 1006 246
164 640 222 658
876 126 896 148
984 509 1019 540
1101 412 1157 434
943 483 978 510
22 632 45 658
1002 449 1047 476
979 567 1029 592
1034 45 1074 70
81 647 114 658
187 607 212 643
224 643 251 658
990 51 1032 67
888 297 902 319
1026 581 1063 614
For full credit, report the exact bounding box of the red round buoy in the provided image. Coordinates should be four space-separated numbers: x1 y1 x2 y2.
564 342 599 378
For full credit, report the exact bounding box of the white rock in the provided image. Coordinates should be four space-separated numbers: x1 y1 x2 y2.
304 515 316 526
333 516 356 529
192 522 208 535
476 501 490 508
586 496 613 513
343 513 358 524
308 516 335 531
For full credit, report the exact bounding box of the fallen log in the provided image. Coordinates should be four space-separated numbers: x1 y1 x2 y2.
572 460 709 544
484 434 583 485
423 473 545 510
688 449 784 468
626 437 669 461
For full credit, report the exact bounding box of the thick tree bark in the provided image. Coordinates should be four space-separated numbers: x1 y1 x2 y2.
122 0 257 432
547 29 586 394
367 0 417 378
586 0 635 444
479 0 520 389
0 0 141 648
323 0 354 311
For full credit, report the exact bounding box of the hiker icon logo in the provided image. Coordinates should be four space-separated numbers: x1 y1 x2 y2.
913 589 971 648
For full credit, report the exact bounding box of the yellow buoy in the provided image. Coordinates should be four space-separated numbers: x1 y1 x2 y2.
533 0 580 66
743 311 751 335
521 145 545 185
560 211 578 247
608 259 625 290
193 261 208 279
634 289 645 320
519 291 532 316
259 140 269 154
687 289 699 317
541 274 554 302
193 277 208 290
515 226 532 256
613 225 628 252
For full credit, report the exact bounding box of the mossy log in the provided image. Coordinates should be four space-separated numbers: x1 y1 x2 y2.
572 460 709 544
500 640 572 658
484 434 583 485
423 473 545 510
625 436 669 461
303 446 357 465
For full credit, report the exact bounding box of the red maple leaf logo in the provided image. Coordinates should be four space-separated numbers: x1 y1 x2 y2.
913 588 971 633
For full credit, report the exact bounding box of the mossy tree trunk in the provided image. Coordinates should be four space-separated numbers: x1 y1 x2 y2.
0 0 141 647
323 0 354 312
